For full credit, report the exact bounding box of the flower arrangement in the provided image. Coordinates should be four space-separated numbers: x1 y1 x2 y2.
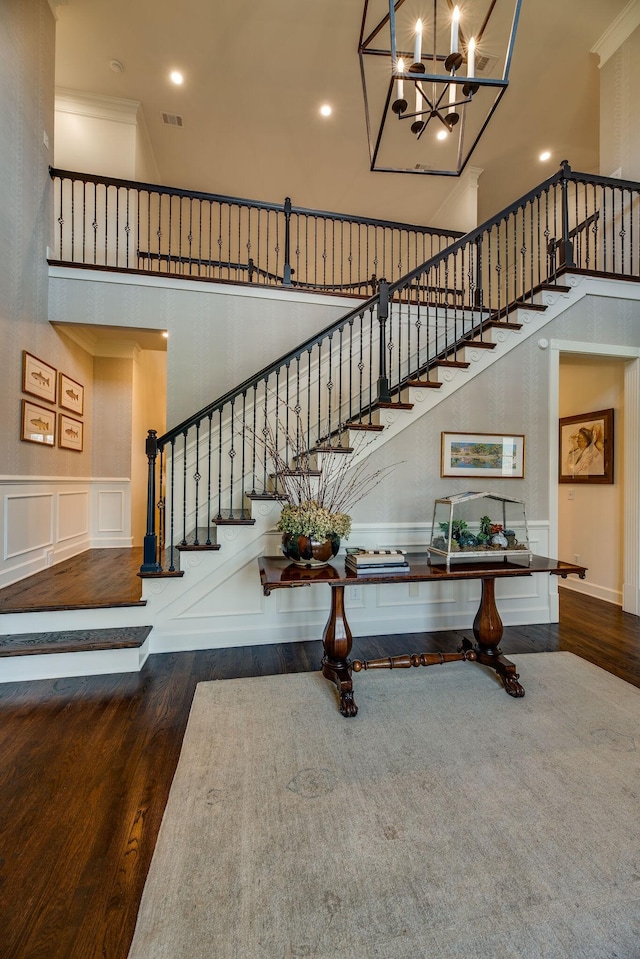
277 500 352 540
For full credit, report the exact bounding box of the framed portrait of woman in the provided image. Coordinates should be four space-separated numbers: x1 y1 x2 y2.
558 408 614 484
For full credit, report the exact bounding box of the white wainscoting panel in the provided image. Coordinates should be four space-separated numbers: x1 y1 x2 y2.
4 493 53 559
0 476 131 588
57 490 89 542
97 489 125 533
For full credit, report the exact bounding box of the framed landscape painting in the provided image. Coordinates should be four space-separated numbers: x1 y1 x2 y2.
558 408 613 484
441 431 525 479
59 414 83 452
59 372 84 416
21 399 55 446
22 351 56 404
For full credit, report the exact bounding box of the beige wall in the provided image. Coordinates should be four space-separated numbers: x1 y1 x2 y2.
0 1 95 478
600 25 640 179
54 90 160 183
558 355 625 604
131 350 166 545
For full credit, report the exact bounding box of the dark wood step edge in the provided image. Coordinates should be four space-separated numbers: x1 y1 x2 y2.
0 625 153 658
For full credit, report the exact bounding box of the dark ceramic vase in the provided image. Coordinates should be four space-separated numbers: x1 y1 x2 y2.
281 532 340 567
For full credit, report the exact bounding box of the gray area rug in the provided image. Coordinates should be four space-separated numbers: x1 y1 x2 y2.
128 654 640 958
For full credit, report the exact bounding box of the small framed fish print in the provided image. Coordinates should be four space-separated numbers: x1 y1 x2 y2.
22 351 57 404
21 400 55 446
58 413 83 452
59 372 84 416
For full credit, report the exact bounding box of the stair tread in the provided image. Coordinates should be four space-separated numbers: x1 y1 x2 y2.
460 339 496 349
312 445 354 454
539 283 572 292
512 301 547 311
485 320 523 330
406 379 443 388
0 625 153 658
214 517 256 525
176 527 221 550
344 422 385 431
432 359 470 369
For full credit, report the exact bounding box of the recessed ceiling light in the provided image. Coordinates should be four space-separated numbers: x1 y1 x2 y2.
170 71 184 85
320 104 332 117
540 150 551 161
436 130 448 141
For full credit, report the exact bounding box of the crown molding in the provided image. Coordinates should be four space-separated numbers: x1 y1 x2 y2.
55 88 141 125
591 0 640 67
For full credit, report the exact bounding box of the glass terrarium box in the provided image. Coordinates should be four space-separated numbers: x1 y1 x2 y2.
428 491 532 568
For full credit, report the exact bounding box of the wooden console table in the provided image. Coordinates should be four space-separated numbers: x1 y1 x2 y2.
258 553 586 717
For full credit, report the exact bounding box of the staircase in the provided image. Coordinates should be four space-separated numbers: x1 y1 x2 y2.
5 162 640 682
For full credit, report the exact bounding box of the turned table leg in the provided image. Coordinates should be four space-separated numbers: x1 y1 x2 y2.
471 576 524 697
321 584 357 717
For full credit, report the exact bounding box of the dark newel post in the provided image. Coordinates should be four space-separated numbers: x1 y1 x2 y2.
559 160 576 269
283 196 292 286
376 278 391 403
140 429 162 573
474 236 483 309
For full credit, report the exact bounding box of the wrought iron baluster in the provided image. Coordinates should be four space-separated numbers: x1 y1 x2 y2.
125 187 130 267
337 326 344 446
326 335 333 441
158 446 165 566
206 412 213 544
217 408 224 519
92 181 97 264
250 383 258 493
283 363 290 468
306 349 312 453
193 421 201 543
262 380 269 494
181 430 188 545
240 391 248 519
227 398 235 519
169 438 176 571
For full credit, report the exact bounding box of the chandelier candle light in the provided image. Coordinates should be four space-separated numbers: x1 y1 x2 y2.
359 0 522 176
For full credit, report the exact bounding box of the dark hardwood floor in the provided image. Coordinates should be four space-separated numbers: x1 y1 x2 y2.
0 549 144 612
0 555 639 958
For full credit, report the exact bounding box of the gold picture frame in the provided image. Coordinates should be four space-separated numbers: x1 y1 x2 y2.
22 351 57 404
21 399 55 446
441 431 525 479
59 372 84 416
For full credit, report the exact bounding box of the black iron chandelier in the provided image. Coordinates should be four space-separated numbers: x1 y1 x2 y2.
358 0 522 176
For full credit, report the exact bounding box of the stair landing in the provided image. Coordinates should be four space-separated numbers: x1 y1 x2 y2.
0 548 149 683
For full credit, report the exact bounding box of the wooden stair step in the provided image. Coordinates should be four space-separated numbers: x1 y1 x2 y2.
373 401 414 410
406 379 443 389
512 301 547 312
539 283 572 293
431 359 470 369
344 422 385 432
245 492 287 501
484 320 523 331
176 527 221 550
0 625 153 659
460 339 496 349
311 444 354 454
214 517 256 526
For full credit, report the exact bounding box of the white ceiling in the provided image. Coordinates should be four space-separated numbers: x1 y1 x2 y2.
53 0 627 230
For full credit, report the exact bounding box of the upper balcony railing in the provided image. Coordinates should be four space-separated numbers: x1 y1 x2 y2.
49 168 462 296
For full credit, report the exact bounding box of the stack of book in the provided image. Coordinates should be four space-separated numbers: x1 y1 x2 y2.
345 548 410 575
